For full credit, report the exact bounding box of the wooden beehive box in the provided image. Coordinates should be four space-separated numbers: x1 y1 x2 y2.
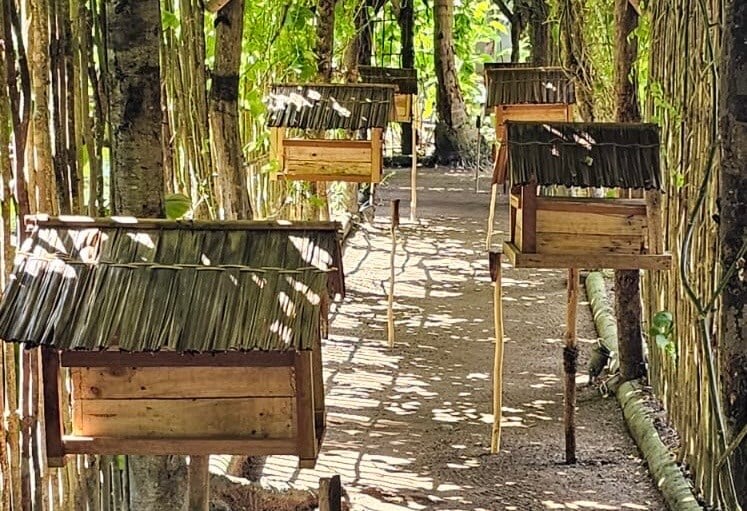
267 83 396 183
500 122 672 270
0 216 346 469
358 66 417 123
485 66 576 183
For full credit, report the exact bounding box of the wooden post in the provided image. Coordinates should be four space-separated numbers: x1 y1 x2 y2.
474 115 481 193
486 183 498 250
318 183 330 221
564 268 580 464
318 475 342 511
388 199 400 348
410 99 418 222
489 251 505 453
41 347 65 467
188 456 210 511
645 190 663 254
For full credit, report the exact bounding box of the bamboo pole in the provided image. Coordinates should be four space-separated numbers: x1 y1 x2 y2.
489 251 504 453
387 199 400 348
486 183 497 251
564 268 580 464
409 99 417 222
188 455 210 511
474 115 481 193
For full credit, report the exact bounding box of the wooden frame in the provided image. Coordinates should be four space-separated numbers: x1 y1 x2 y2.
504 190 672 270
270 127 384 183
43 347 326 469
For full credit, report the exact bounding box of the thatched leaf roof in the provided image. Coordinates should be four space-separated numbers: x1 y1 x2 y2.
485 67 575 107
0 217 345 353
358 66 418 95
505 121 662 189
266 83 395 130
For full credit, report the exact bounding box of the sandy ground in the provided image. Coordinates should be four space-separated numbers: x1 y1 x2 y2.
257 167 666 511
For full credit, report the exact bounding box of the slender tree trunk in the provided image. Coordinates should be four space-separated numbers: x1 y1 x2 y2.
613 0 645 382
106 1 186 508
561 0 593 121
316 0 337 82
528 0 549 65
209 0 251 220
434 0 477 164
398 0 414 155
719 0 747 505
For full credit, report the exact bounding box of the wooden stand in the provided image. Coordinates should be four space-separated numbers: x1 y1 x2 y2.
489 251 504 453
388 200 400 348
564 268 580 464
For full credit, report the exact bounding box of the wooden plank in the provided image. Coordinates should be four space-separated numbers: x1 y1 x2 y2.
536 232 646 255
41 347 66 467
535 197 647 216
502 241 672 270
285 141 372 163
283 159 371 177
520 184 537 252
72 397 296 439
295 351 317 465
371 127 383 183
61 350 296 368
283 138 372 149
536 209 647 236
274 173 376 183
71 366 294 400
646 190 664 254
311 339 325 428
393 94 412 123
62 436 298 456
495 103 572 124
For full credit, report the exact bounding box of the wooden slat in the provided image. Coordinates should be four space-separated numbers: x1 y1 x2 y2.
274 173 376 183
495 104 572 124
502 241 672 270
71 366 294 399
536 232 646 255
284 140 372 162
284 160 371 177
41 347 66 466
60 351 296 368
270 127 285 171
536 209 647 236
62 436 298 456
535 197 647 216
72 397 296 438
27 215 341 231
371 127 383 184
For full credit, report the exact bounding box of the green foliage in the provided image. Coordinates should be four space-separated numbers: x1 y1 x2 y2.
165 193 192 219
649 310 676 357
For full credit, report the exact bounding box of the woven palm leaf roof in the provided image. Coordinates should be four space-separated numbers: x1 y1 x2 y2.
485 66 575 107
505 121 662 189
0 217 345 353
358 66 418 95
266 83 395 130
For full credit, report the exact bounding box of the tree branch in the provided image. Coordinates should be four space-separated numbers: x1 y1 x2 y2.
492 0 514 20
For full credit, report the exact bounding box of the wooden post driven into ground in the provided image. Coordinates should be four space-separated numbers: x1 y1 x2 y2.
318 475 342 511
489 251 505 453
475 115 482 193
564 268 580 464
388 199 400 348
188 455 210 511
410 105 418 222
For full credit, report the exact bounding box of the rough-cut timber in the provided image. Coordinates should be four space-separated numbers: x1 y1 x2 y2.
719 0 747 505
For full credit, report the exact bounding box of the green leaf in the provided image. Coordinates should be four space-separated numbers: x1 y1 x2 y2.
655 334 670 348
165 193 192 219
652 311 673 331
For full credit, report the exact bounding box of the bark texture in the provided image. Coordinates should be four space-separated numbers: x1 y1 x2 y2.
315 0 337 82
719 0 747 504
528 0 550 65
209 0 251 219
561 0 594 121
434 0 477 164
107 0 164 217
613 0 644 382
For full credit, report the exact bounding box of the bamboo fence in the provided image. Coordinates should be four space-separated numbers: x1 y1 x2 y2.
643 0 730 507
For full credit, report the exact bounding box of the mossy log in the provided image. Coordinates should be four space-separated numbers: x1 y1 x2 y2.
617 381 702 511
585 271 620 374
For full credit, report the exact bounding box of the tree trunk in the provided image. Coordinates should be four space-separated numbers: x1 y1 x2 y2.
107 0 164 218
398 0 414 155
209 0 251 220
719 0 747 505
106 1 186 508
316 0 337 82
528 0 549 65
612 0 645 382
434 0 477 165
561 0 594 121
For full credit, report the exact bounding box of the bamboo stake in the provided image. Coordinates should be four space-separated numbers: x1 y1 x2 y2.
188 455 210 511
486 183 498 250
409 99 417 222
489 251 504 453
387 199 400 348
564 268 580 464
474 115 481 193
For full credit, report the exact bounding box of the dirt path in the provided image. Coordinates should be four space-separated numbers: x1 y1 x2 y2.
261 168 666 511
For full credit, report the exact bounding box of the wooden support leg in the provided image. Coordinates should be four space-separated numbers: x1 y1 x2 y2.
318 475 342 511
410 104 418 222
486 183 498 251
564 268 580 464
41 346 65 468
489 252 505 453
296 351 318 468
188 455 210 511
388 200 400 349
